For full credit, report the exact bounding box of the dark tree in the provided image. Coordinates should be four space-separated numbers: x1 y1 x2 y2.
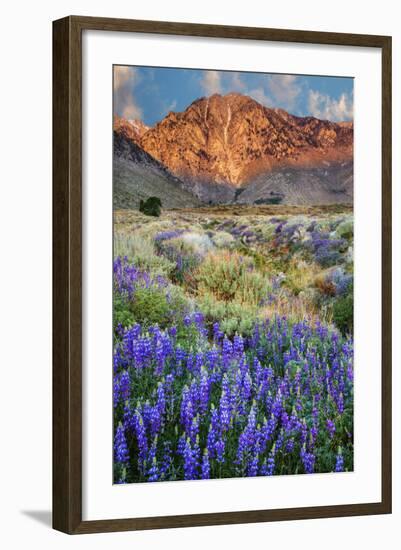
139 196 162 217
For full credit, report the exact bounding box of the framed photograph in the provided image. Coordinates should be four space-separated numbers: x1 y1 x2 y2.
53 16 392 534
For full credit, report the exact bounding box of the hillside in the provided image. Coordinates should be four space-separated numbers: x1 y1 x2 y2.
113 131 202 209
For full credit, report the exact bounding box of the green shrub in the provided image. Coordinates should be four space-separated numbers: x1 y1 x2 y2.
139 196 162 217
129 287 170 327
255 196 282 205
198 293 259 336
129 284 189 330
335 219 354 241
114 295 135 332
211 231 235 248
332 292 353 335
155 236 206 284
195 251 271 306
114 232 175 277
165 285 192 324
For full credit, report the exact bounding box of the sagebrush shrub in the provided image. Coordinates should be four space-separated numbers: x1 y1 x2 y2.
198 293 259 336
194 251 270 305
114 232 175 277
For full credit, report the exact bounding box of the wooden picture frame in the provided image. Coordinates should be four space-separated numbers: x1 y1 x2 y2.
53 15 392 534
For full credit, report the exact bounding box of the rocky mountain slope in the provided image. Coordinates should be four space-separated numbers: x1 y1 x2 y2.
113 116 149 144
114 93 353 206
113 130 202 209
236 161 353 205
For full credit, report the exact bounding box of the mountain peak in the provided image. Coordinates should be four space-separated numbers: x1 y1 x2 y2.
113 116 150 143
136 95 352 188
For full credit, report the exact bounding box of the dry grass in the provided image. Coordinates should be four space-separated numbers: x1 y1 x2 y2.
260 293 333 326
167 204 353 217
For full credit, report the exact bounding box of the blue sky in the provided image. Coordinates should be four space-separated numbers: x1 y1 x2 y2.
114 65 353 127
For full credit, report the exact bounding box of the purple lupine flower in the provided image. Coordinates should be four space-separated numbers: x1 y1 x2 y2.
337 392 345 414
266 445 276 476
247 452 259 477
199 368 210 414
242 371 252 402
123 401 135 434
147 457 159 482
285 438 295 453
119 370 130 402
194 352 203 376
326 418 336 439
310 423 319 444
189 415 200 445
147 439 159 482
254 358 263 388
194 311 205 329
148 404 162 437
133 409 148 473
236 404 257 464
222 337 233 368
215 435 225 464
206 406 219 459
154 229 185 242
233 334 244 356
183 437 198 480
275 430 285 452
114 423 129 464
180 388 194 434
213 321 223 343
271 390 283 421
156 382 166 417
159 442 172 479
335 449 344 472
201 449 210 479
113 375 120 408
219 374 231 431
300 446 315 474
169 326 177 339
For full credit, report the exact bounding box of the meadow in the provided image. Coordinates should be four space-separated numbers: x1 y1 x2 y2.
113 205 354 483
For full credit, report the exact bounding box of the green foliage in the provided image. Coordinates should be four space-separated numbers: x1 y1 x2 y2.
128 285 189 329
282 259 318 297
335 218 354 240
164 285 191 325
130 287 171 327
114 232 175 277
333 292 353 335
211 231 235 248
114 295 135 332
198 293 259 336
195 251 271 306
139 196 162 217
255 196 283 205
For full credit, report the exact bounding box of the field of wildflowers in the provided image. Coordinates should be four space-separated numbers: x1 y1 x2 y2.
113 206 354 483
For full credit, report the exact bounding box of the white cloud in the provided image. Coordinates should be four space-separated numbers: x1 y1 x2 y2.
230 72 247 91
201 70 222 95
114 66 142 120
166 99 177 112
308 90 353 121
247 87 272 107
268 75 301 110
